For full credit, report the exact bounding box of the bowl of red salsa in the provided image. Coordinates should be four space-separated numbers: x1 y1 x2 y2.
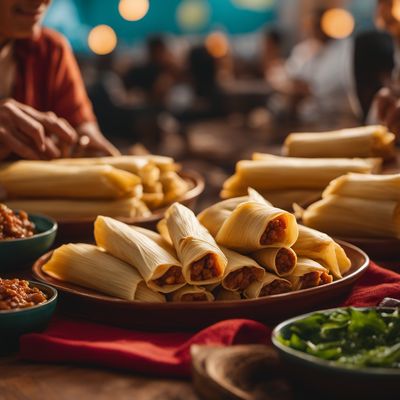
0 204 57 271
0 279 57 354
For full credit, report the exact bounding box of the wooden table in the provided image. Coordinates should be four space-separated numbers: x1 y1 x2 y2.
0 356 200 400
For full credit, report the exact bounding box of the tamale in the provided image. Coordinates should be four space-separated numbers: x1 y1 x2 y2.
292 225 351 278
160 203 227 285
0 161 141 199
220 247 265 291
42 243 165 302
244 272 292 298
323 173 400 202
282 125 395 160
94 216 185 293
288 257 333 291
252 247 297 277
302 195 400 239
170 285 214 302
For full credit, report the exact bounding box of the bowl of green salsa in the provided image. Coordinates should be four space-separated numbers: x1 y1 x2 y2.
272 307 400 399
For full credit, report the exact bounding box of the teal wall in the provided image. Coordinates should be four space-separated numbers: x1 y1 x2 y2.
44 0 277 52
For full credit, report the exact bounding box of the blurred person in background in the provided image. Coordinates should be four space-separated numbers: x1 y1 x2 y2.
0 0 119 160
373 0 400 137
261 28 285 83
280 7 358 126
123 35 180 107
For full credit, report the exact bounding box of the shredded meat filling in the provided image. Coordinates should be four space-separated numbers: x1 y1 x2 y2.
153 266 185 286
276 248 296 275
0 204 35 240
181 293 208 301
299 272 321 289
0 279 47 310
260 216 287 245
224 267 258 291
319 272 333 286
190 254 219 281
260 280 291 296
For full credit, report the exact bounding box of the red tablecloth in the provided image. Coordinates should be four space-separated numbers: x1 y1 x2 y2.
19 262 400 378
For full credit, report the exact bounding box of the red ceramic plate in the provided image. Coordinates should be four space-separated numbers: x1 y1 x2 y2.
54 170 205 242
32 240 369 331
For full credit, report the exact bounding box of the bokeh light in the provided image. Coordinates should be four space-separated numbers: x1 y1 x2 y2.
119 0 149 22
205 32 229 58
177 0 210 31
232 0 275 11
392 0 400 21
88 25 117 55
321 8 355 39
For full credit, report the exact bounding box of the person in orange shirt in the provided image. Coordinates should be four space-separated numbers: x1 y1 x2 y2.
0 0 120 160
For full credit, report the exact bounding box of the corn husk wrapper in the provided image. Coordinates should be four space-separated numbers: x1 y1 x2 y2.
302 195 400 239
220 247 265 291
42 243 165 302
216 287 242 301
252 247 297 277
0 161 141 199
160 171 190 205
142 192 164 209
160 203 227 284
170 285 214 302
292 225 351 279
282 125 395 160
198 189 270 237
130 226 177 256
221 189 322 210
5 198 151 220
94 216 184 293
288 257 332 291
222 156 381 193
244 272 292 299
323 173 400 202
216 200 298 252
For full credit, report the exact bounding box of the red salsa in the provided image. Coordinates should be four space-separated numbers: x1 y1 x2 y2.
0 204 35 240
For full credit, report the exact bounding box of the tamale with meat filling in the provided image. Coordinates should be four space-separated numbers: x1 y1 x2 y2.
94 216 185 293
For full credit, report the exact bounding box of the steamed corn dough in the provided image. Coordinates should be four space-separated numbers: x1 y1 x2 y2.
215 199 298 252
288 258 333 291
282 125 395 160
161 203 227 285
323 173 400 201
42 243 165 302
302 195 400 239
94 216 185 293
220 247 265 291
292 225 351 279
5 198 151 219
252 247 297 277
0 161 141 199
222 156 381 194
171 285 214 302
244 272 292 298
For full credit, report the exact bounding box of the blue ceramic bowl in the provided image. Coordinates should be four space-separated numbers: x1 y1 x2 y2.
0 213 57 271
272 307 400 399
0 280 57 354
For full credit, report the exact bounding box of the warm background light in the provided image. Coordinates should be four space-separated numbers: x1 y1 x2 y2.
176 0 210 31
88 25 117 55
205 32 229 58
119 0 149 22
321 8 355 39
392 0 400 21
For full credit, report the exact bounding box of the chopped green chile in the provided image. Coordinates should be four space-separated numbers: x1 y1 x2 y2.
278 308 400 368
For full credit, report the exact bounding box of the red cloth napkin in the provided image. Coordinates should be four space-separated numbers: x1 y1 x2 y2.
20 262 400 377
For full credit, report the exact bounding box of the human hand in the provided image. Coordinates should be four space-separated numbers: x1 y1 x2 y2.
375 86 400 138
0 99 78 160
